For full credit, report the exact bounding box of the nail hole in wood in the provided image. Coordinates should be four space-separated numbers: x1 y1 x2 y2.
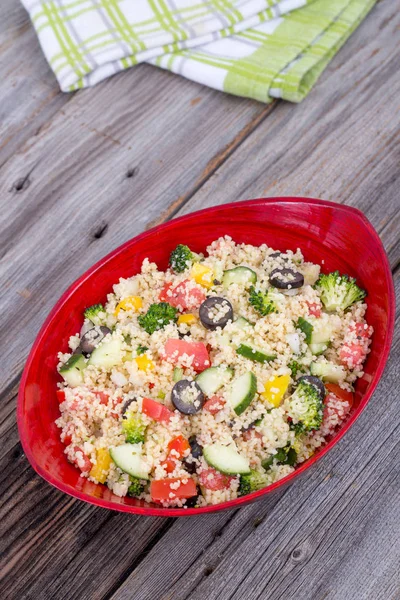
11 175 31 193
93 222 108 239
204 566 214 576
291 548 302 561
126 167 138 178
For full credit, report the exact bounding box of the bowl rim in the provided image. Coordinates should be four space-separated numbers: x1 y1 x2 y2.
17 197 396 517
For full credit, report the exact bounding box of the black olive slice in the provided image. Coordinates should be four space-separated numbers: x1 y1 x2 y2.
80 326 111 354
269 268 304 290
199 297 233 330
171 380 205 415
182 437 203 474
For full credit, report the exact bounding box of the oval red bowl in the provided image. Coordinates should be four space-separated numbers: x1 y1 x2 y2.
18 198 395 516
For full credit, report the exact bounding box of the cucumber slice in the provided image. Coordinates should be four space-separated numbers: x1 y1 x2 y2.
236 344 276 364
110 443 150 479
308 317 336 345
59 354 86 387
203 443 251 475
173 367 184 382
296 317 313 344
297 317 335 350
196 366 234 396
310 362 346 383
234 316 255 330
222 267 257 288
88 336 123 369
228 371 257 415
309 342 329 356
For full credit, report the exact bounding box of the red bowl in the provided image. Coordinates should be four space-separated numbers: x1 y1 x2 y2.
18 198 395 516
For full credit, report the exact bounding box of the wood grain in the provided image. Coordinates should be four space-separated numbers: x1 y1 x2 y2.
0 0 399 598
0 0 70 168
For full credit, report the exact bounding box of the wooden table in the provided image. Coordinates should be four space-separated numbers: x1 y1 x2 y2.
1 1 399 598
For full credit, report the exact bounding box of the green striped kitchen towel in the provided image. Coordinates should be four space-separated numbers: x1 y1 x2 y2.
21 0 375 102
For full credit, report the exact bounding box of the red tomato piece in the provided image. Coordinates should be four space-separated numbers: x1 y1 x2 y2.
161 457 178 474
96 391 109 405
323 393 352 423
159 282 172 302
163 339 210 373
72 447 92 472
142 397 174 423
63 433 72 446
203 395 226 415
242 428 263 442
112 397 123 408
150 477 197 502
325 383 354 408
350 322 370 340
199 468 235 491
159 280 205 311
56 390 66 404
168 435 190 458
306 302 321 318
340 343 366 368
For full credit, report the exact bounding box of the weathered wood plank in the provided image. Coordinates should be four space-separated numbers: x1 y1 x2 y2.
0 72 273 394
0 0 71 167
175 0 400 267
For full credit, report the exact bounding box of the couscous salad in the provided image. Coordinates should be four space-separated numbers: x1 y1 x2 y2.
56 237 372 508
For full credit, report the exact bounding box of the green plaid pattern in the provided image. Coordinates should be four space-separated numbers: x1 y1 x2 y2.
21 0 375 101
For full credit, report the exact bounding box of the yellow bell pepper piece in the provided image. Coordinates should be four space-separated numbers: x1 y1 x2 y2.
115 296 143 316
261 374 290 407
191 263 214 289
89 448 112 484
178 313 197 325
135 354 155 371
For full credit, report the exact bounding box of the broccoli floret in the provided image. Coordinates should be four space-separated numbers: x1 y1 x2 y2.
288 359 305 378
169 244 197 273
84 303 105 324
137 345 148 355
315 271 366 312
261 444 298 471
137 302 178 334
238 469 270 497
122 412 146 444
127 477 145 497
290 421 305 436
287 380 323 432
248 286 277 316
